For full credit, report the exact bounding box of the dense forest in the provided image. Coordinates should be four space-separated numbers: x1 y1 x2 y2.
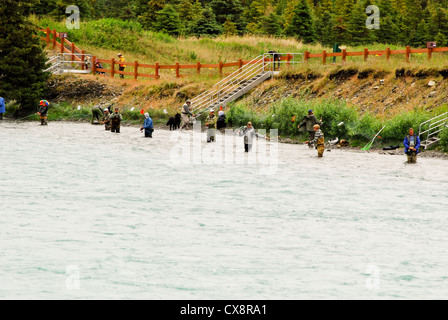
28 0 448 47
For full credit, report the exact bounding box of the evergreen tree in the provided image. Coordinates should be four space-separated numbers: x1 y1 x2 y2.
434 31 447 47
285 0 315 43
399 0 422 43
137 0 166 31
348 1 374 45
410 19 430 47
0 0 50 116
333 0 353 44
154 4 181 36
223 18 238 36
190 6 222 36
260 12 283 36
376 0 400 44
315 10 335 46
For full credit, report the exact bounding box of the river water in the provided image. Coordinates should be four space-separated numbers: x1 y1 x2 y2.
1 121 447 300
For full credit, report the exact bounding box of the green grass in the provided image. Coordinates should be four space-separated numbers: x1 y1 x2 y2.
227 97 448 148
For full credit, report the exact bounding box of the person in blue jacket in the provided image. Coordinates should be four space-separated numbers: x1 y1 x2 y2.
403 128 421 164
140 112 154 138
0 96 5 120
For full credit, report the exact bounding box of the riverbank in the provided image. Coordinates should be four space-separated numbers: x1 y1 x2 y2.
2 118 447 159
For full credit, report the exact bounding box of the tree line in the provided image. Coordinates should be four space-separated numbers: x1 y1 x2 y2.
29 0 448 47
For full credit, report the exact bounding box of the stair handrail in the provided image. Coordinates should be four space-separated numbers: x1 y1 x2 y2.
419 112 448 148
191 55 268 114
419 112 448 136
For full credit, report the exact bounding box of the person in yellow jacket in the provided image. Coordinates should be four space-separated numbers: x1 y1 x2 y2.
117 53 125 79
305 124 325 157
206 109 217 142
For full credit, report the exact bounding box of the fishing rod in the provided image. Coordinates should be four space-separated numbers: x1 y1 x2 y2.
361 125 386 151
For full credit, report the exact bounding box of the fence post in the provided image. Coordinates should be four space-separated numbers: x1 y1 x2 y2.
386 47 391 61
427 47 433 61
92 56 97 74
342 49 347 63
176 62 180 78
364 48 368 62
81 50 85 70
60 37 65 54
287 53 291 66
71 42 75 65
155 62 160 79
134 61 139 80
219 61 223 76
238 59 243 72
196 61 201 75
406 46 410 62
111 58 115 78
304 51 309 63
46 27 50 45
52 29 57 49
322 50 327 65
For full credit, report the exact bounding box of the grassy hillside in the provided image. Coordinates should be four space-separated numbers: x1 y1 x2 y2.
36 17 448 69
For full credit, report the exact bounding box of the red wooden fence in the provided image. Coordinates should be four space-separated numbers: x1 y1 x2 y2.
39 28 448 80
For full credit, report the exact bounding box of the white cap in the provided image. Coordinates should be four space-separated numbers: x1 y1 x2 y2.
104 108 109 111
218 111 224 116
210 109 214 113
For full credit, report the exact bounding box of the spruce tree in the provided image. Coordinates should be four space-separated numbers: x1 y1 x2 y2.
137 0 166 31
286 0 315 43
190 6 222 37
348 1 374 46
0 0 50 116
154 4 181 36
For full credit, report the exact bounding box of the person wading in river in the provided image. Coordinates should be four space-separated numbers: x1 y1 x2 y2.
101 108 111 131
110 107 122 133
180 100 194 130
206 109 217 142
306 124 325 157
140 112 154 138
91 104 104 124
298 109 322 148
403 128 421 164
238 121 268 152
0 96 5 120
37 100 49 125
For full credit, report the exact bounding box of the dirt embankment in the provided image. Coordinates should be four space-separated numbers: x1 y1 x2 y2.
48 65 448 117
247 65 448 117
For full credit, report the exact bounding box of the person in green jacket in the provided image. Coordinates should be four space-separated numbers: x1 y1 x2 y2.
91 105 104 124
206 109 217 142
298 109 322 148
110 107 123 133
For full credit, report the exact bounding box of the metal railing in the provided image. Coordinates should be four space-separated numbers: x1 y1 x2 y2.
190 52 304 116
191 55 268 115
44 53 92 74
418 112 448 149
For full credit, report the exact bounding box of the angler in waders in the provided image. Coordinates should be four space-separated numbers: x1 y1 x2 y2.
37 100 49 125
101 108 111 131
298 109 322 148
110 107 122 133
91 105 104 124
403 128 421 164
206 109 217 142
0 96 5 120
305 124 325 157
140 112 154 138
238 122 268 152
180 100 194 130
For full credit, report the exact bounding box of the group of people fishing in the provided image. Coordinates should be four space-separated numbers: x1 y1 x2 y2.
91 104 154 137
9 98 420 162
